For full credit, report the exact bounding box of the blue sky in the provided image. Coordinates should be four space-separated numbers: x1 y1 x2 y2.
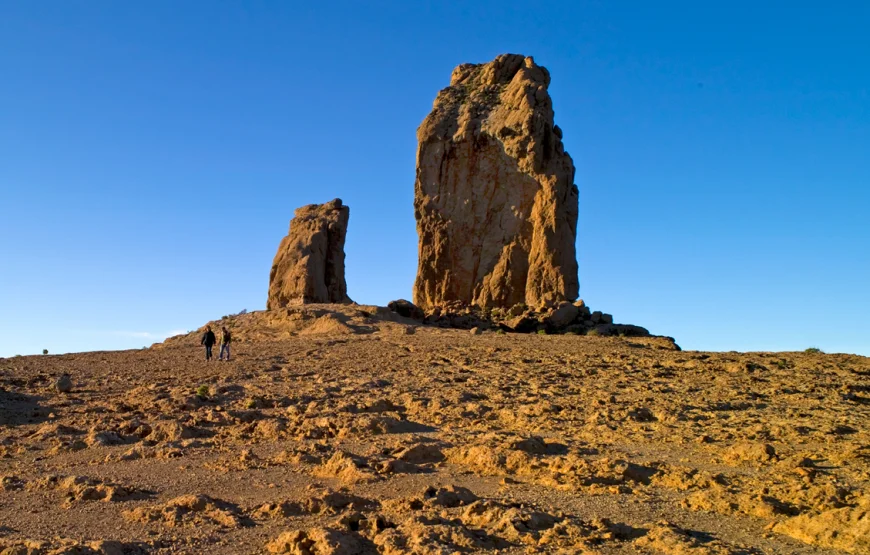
1 1 868 356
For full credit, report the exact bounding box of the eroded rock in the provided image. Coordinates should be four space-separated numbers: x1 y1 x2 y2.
413 54 579 310
268 199 351 308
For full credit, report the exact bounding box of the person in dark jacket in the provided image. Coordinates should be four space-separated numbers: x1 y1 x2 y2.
219 326 232 361
201 326 216 361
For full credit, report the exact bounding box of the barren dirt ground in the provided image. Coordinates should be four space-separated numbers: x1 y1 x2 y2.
2 323 868 554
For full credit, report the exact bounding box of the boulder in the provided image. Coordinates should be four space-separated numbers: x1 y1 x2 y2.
413 54 579 310
387 299 425 321
506 315 539 334
546 302 580 329
508 304 526 317
267 199 351 308
54 374 73 393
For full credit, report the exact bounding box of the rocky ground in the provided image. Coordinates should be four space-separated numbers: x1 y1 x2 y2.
1 308 868 554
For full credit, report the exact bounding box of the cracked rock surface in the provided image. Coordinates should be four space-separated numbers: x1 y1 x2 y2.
268 199 352 308
414 54 579 310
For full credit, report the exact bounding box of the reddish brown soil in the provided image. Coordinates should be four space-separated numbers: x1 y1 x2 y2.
1 310 867 554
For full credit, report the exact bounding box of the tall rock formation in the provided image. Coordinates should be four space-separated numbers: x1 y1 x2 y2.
267 199 351 309
413 54 579 310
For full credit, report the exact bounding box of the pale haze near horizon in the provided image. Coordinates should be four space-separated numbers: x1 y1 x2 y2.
1 1 868 357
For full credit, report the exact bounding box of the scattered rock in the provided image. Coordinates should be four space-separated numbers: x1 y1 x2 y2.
33 475 145 505
267 528 361 555
721 443 777 466
255 490 377 519
773 497 870 553
147 420 198 443
86 428 124 447
635 521 751 554
547 303 580 328
628 407 656 422
394 443 444 464
123 494 247 528
422 485 477 508
373 515 498 554
54 374 73 393
315 451 377 484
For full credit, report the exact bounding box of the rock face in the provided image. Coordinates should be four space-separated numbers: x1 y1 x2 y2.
413 54 579 310
267 199 351 309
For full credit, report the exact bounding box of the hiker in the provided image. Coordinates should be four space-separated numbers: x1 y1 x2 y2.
219 326 232 361
201 325 216 361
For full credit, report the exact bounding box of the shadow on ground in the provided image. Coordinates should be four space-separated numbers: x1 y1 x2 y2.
0 389 49 427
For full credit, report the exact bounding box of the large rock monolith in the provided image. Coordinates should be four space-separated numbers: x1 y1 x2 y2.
267 199 351 308
413 54 579 310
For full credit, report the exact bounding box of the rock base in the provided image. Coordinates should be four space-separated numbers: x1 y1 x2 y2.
388 299 674 344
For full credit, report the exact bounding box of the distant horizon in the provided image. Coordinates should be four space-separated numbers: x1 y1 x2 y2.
2 2 868 357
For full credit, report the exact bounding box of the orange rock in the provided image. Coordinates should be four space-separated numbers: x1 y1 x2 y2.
413 54 578 309
267 199 351 308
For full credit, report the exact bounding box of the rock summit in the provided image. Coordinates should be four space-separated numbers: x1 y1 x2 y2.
413 54 579 310
267 199 351 308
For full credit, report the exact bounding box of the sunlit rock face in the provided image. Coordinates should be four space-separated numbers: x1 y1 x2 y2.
413 54 579 310
268 198 351 308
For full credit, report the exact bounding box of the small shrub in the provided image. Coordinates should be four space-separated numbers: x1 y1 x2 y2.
495 329 506 335
245 398 258 409
586 329 600 337
195 384 210 399
537 329 547 335
775 359 789 369
805 347 823 354
42 349 48 355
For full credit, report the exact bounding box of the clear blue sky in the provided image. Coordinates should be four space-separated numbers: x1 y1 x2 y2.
1 1 868 357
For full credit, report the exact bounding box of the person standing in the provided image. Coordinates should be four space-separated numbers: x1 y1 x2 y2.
219 326 232 361
201 325 216 361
